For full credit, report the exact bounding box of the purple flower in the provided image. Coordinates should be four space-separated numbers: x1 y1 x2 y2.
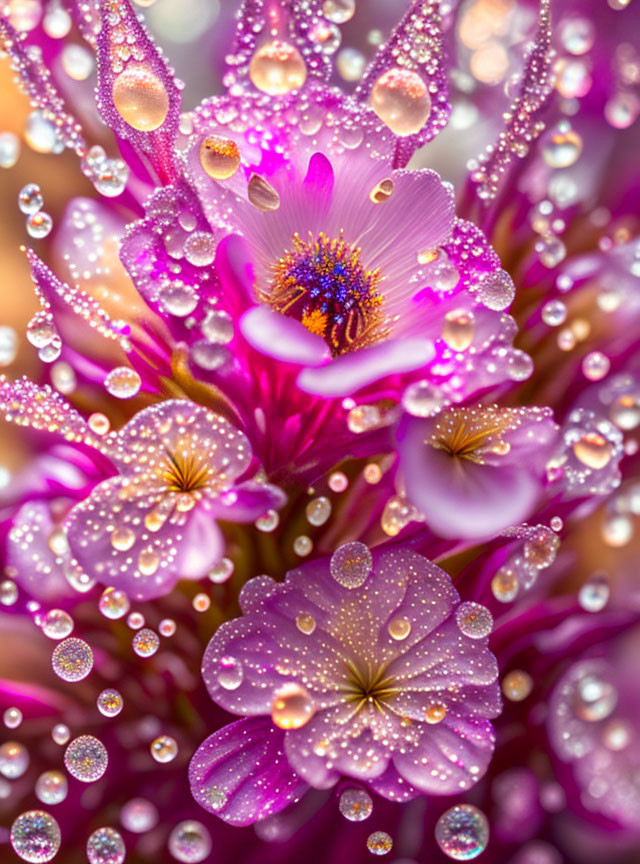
190 543 501 825
398 405 560 539
64 399 285 599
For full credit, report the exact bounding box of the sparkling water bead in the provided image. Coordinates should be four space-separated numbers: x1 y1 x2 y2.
86 827 126 864
579 573 610 612
208 557 234 584
455 602 493 639
150 735 178 763
132 628 160 657
0 741 29 778
370 68 431 136
366 831 393 855
435 804 489 860
330 541 373 588
339 787 373 821
502 670 533 702
271 682 315 730
121 798 158 833
64 735 108 782
10 811 61 863
42 609 73 639
99 587 131 619
249 41 307 96
217 656 243 690
35 771 68 805
26 211 53 239
168 820 212 863
97 689 124 717
4 706 23 728
306 496 331 526
113 65 169 131
442 309 476 351
199 136 241 180
104 367 141 399
51 724 70 745
18 183 43 214
323 0 355 24
52 637 93 682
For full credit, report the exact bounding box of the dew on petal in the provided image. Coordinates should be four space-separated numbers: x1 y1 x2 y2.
387 616 411 641
113 65 169 132
502 670 533 702
104 367 141 399
249 41 307 96
455 602 493 639
51 724 70 746
296 612 316 635
330 541 373 588
199 136 241 180
4 706 23 729
99 587 131 620
217 656 243 690
271 682 315 730
370 67 431 136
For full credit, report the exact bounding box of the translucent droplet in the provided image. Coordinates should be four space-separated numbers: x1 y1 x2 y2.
159 618 177 637
306 496 332 526
192 593 210 612
442 309 476 351
323 0 355 24
150 735 178 763
208 558 234 584
370 68 431 136
64 735 108 782
160 285 198 317
455 602 493 639
51 724 70 746
425 702 448 724
86 827 126 864
582 350 610 382
249 41 307 96
610 393 640 430
26 211 53 239
541 300 567 327
168 820 212 863
113 65 169 132
201 309 234 344
89 413 111 436
541 125 583 168
572 432 612 469
35 771 68 806
330 541 372 588
536 234 567 268
41 609 73 640
602 514 633 547
476 269 515 311
190 341 228 370
18 183 43 215
369 178 394 204
366 831 393 856
99 587 130 620
296 612 316 635
199 136 241 180
10 811 61 863
255 509 279 532
121 798 158 833
208 786 227 811
559 16 595 55
381 494 419 537
184 231 216 267
111 527 135 551
574 672 617 721
491 565 519 602
247 173 281 211
97 688 123 717
52 637 93 682
435 804 489 860
339 787 373 822
507 349 534 382
127 612 145 630
4 706 23 729
402 380 445 417
132 628 160 657
104 367 141 399
387 617 411 641
337 47 366 81
523 527 560 569
271 682 315 730
578 573 610 612
0 131 20 168
217 656 243 690
328 471 348 492
502 670 533 702
0 579 18 605
293 535 313 556
0 741 29 778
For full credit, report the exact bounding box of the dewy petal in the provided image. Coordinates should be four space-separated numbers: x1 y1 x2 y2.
189 716 309 826
240 306 331 366
296 337 435 397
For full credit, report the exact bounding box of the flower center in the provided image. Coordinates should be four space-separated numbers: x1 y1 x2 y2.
429 407 513 464
341 660 398 712
162 450 210 493
264 231 390 357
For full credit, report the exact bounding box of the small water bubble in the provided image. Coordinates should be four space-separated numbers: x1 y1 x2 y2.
541 300 567 327
296 612 316 635
255 509 279 532
455 602 493 639
306 496 331 526
26 211 53 239
293 535 313 556
86 827 126 864
578 573 610 612
104 367 141 399
64 735 108 782
387 617 411 641
52 637 93 681
271 682 315 730
99 587 130 620
10 811 61 863
0 131 20 168
328 471 348 492
201 309 234 344
127 612 145 630
582 351 610 382
476 269 515 311
330 542 372 589
97 689 123 717
121 798 158 833
132 628 159 657
574 672 617 721
208 558 234 584
18 183 43 214
0 741 29 778
35 771 68 805
4 706 23 729
339 787 373 821
491 565 519 603
323 0 355 24
435 804 489 860
217 656 243 690
51 724 70 745
42 609 74 640
159 618 177 637
1 578 18 605
366 831 393 856
502 670 533 702
168 820 212 863
150 735 178 763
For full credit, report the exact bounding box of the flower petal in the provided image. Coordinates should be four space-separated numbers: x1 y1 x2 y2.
240 306 331 366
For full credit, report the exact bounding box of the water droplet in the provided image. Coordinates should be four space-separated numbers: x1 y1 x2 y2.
296 612 316 635
369 178 394 204
184 231 216 267
249 41 307 96
99 587 130 620
578 573 610 612
35 771 68 805
435 804 489 860
208 558 234 584
339 787 373 821
0 741 29 778
323 0 355 24
10 811 61 863
541 300 567 327
201 310 233 344
366 831 393 856
26 211 53 239
132 628 160 657
4 707 23 729
370 68 431 136
582 350 610 382
271 682 315 730
97 689 123 717
425 702 448 724
387 616 411 641
127 612 145 630
0 131 20 169
455 602 493 639
160 285 198 317
293 535 313 556
18 183 43 215
121 798 158 833
523 527 560 569
52 637 93 682
255 509 279 532
491 565 519 602
476 269 515 311
330 541 373 588
502 670 533 702
168 820 212 863
328 471 348 492
42 609 73 640
113 65 169 132
150 735 178 763
610 393 640 430
442 309 476 351
86 827 125 864
572 432 612 469
199 136 241 180
248 173 281 211
111 527 135 551
104 367 141 399
64 735 108 782
51 724 69 746
217 656 243 690
306 496 332 526
541 125 583 168
159 618 177 636
574 672 617 721
402 380 445 417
